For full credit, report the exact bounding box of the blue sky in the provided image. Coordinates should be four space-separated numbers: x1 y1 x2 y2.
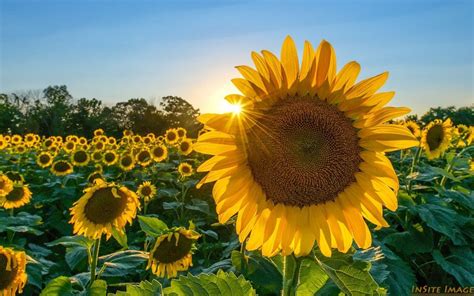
1 0 472 114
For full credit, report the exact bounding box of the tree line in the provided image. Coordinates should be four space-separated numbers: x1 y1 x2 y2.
1 85 472 138
0 85 202 138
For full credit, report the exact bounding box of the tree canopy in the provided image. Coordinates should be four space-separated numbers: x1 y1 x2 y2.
0 86 202 137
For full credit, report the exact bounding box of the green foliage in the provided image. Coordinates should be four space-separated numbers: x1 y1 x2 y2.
163 270 256 296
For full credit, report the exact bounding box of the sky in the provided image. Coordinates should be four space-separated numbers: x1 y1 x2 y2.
0 0 473 115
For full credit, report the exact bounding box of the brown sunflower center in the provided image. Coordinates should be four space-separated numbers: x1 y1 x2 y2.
152 233 193 263
104 152 116 163
137 151 150 162
84 187 128 224
167 132 177 141
153 147 165 158
246 96 362 207
39 154 51 163
121 155 133 167
54 161 71 172
0 253 18 289
73 151 88 163
141 186 152 196
180 142 190 152
181 165 191 174
6 187 24 202
426 124 444 151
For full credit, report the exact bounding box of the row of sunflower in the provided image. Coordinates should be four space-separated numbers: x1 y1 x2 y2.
0 127 217 295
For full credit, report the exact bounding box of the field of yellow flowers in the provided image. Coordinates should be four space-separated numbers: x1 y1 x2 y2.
1 37 473 296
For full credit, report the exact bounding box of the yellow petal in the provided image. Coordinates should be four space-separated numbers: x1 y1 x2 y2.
281 35 299 88
299 40 315 82
314 40 336 87
323 202 352 253
236 66 267 93
309 205 332 257
354 107 411 128
246 208 272 251
337 193 372 249
345 72 388 100
332 61 360 92
262 50 283 89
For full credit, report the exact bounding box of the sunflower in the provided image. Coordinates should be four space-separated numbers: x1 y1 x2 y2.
102 150 119 166
0 136 7 150
63 141 76 153
0 246 27 296
118 153 135 171
421 119 453 159
123 129 133 137
0 174 14 197
147 227 200 278
0 183 32 209
11 135 22 145
14 145 27 154
51 160 74 176
176 128 187 139
178 162 193 178
87 171 104 184
36 152 54 168
4 172 24 184
69 179 140 239
71 149 90 167
165 129 179 145
137 181 157 201
93 141 106 151
151 144 168 162
178 139 193 156
194 36 418 257
94 128 105 136
136 149 153 167
91 151 103 162
403 120 421 138
78 137 88 146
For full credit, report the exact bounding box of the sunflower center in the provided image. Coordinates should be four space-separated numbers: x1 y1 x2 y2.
167 132 177 141
152 233 193 263
426 124 444 151
121 155 133 167
180 142 190 152
153 147 165 158
39 154 51 163
54 161 71 172
246 96 362 207
73 151 88 163
84 187 128 224
137 151 150 162
104 153 115 163
0 253 18 289
141 186 152 196
6 187 24 202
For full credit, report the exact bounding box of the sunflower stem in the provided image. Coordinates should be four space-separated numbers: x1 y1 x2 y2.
281 255 300 296
440 146 472 187
90 237 101 286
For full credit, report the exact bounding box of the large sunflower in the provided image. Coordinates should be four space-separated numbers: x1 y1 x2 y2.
421 119 453 159
194 36 418 257
0 174 14 197
69 179 140 239
0 246 27 296
0 183 32 209
147 227 200 278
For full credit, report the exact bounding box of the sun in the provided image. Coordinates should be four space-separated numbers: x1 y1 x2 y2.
220 100 242 114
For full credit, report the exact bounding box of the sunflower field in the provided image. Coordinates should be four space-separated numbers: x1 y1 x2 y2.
1 37 473 296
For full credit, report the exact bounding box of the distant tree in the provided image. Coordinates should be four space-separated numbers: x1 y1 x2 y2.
0 94 24 134
66 98 105 137
421 106 473 126
160 96 202 136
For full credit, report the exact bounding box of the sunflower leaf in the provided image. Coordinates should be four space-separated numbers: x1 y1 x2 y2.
297 258 329 295
164 270 256 296
40 276 74 296
88 279 107 296
138 215 169 238
432 246 474 286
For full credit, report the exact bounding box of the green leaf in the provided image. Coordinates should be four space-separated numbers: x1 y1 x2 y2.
297 258 329 296
440 190 474 210
231 251 282 295
46 235 94 249
65 245 88 271
88 280 107 296
40 276 73 296
138 215 169 237
164 270 256 296
316 250 382 295
415 203 468 245
378 244 415 296
0 211 43 235
382 224 433 255
98 250 148 278
120 279 162 296
433 246 474 286
112 228 128 249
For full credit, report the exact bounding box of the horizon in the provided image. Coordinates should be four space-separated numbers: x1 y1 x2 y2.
1 0 473 115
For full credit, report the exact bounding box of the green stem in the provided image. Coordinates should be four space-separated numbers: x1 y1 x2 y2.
90 237 101 286
408 145 422 191
440 146 472 187
281 255 301 296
